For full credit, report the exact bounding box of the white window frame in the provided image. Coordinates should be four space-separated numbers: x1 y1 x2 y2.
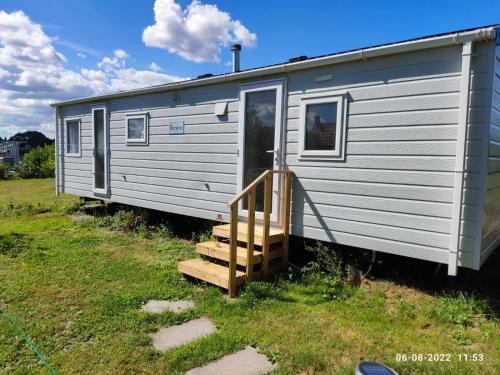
125 112 149 144
65 117 81 157
298 92 347 160
92 104 109 195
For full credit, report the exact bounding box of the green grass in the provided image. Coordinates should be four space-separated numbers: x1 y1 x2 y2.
1 178 499 374
0 178 78 206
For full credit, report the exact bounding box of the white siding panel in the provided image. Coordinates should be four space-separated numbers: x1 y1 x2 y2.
290 166 456 187
346 109 459 128
347 125 457 142
293 204 451 233
110 188 228 213
111 151 234 164
110 159 236 173
297 178 453 203
287 155 482 172
110 143 237 153
110 173 235 194
110 180 232 204
111 166 235 184
295 214 450 248
291 225 450 264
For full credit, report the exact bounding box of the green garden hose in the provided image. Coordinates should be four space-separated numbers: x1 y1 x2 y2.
0 309 58 375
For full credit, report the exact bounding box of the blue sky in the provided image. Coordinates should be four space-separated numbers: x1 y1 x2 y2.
0 0 499 138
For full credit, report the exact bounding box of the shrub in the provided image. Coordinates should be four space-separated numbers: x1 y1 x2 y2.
300 241 352 301
17 144 55 178
0 163 9 179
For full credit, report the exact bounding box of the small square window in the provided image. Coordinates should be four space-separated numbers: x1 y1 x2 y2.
126 113 148 144
299 94 346 160
66 119 81 156
305 102 337 151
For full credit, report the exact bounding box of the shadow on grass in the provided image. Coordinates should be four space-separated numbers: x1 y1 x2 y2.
358 246 500 320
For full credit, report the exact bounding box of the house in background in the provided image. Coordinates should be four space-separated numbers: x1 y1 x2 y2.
51 25 500 296
0 141 21 167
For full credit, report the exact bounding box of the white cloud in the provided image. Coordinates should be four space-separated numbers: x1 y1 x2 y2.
109 68 186 91
149 62 162 72
0 10 66 69
113 49 128 59
40 121 54 138
77 52 86 58
0 10 188 139
143 0 256 63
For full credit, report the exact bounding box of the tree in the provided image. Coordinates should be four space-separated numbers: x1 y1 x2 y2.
8 131 53 150
16 144 55 179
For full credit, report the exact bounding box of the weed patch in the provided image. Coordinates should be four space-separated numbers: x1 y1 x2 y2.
92 210 175 240
427 291 490 327
0 233 31 257
297 241 353 302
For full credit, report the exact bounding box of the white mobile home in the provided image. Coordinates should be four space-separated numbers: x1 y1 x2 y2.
52 26 500 295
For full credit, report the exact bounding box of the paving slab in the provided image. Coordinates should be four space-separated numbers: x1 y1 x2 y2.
186 346 277 375
141 300 194 314
152 317 216 351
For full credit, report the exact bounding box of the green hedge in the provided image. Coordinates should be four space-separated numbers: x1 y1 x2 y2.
17 144 55 179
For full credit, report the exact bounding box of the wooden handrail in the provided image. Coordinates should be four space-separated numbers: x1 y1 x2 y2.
227 169 293 207
227 169 293 297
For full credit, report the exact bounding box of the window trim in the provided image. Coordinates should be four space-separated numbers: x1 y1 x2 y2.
65 117 81 157
298 92 347 160
125 112 149 145
92 104 109 195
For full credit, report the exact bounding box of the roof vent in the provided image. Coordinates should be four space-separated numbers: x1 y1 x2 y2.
288 55 308 63
197 73 214 79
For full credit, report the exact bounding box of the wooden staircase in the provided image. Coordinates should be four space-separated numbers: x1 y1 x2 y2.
178 170 293 297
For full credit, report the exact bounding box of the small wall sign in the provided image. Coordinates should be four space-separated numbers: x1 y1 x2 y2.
169 121 184 135
315 73 334 82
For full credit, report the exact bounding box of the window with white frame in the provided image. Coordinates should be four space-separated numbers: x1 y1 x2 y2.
66 119 81 156
299 94 347 159
126 113 148 144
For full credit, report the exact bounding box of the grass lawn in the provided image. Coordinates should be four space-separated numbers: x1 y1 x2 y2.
0 178 78 207
0 178 499 374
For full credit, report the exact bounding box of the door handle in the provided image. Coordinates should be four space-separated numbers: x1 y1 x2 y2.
266 149 280 155
266 149 280 163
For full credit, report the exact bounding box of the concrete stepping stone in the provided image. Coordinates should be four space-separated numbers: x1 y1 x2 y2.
141 300 194 314
152 317 216 351
186 346 277 375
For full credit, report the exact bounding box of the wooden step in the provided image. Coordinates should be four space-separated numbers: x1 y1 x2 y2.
196 241 262 266
178 259 246 290
212 223 284 246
